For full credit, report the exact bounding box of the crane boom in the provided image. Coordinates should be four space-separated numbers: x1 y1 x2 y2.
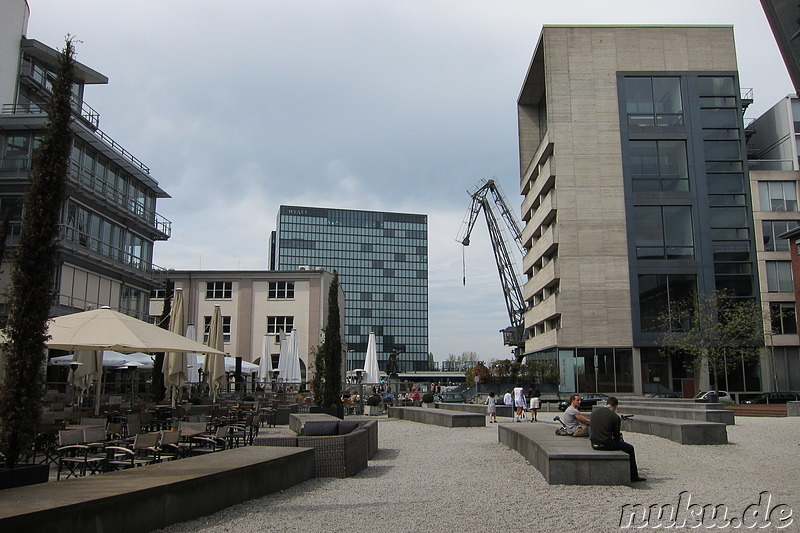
456 178 527 362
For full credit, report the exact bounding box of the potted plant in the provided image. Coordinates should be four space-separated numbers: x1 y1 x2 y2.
365 395 382 416
422 393 435 408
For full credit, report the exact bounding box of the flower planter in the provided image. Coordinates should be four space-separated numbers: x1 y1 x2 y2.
0 463 50 490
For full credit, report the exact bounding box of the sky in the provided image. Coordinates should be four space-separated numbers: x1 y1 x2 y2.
24 0 795 363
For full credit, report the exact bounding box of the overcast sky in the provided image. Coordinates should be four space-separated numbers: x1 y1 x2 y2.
25 1 795 362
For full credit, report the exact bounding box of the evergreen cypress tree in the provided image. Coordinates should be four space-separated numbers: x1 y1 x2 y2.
0 38 75 467
319 271 342 408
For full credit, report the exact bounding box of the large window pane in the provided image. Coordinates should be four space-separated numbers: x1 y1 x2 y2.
653 78 682 114
707 173 744 194
638 274 696 332
709 207 747 228
759 181 798 212
663 206 694 259
625 77 654 114
698 76 735 96
700 108 738 128
762 220 799 251
766 261 793 292
634 206 664 259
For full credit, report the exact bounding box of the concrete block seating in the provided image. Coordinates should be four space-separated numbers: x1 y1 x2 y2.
253 417 378 478
498 423 630 485
788 401 800 417
610 399 735 425
599 400 729 445
434 402 514 418
0 446 315 533
387 406 485 427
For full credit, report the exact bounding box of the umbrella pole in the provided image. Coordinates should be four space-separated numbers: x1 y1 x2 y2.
94 364 103 416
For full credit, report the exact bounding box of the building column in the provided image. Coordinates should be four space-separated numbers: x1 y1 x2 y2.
632 347 643 395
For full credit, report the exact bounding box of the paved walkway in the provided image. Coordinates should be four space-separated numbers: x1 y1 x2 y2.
154 415 800 533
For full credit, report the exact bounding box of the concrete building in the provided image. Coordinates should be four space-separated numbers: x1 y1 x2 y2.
750 95 800 392
148 269 344 384
517 25 759 397
0 0 170 320
271 206 428 372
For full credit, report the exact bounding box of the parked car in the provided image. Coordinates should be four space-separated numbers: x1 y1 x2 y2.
557 393 608 411
694 390 734 403
743 392 800 404
648 391 680 398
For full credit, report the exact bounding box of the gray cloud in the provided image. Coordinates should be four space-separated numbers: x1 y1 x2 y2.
26 0 794 361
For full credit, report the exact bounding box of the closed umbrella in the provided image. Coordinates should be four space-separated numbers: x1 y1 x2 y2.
363 331 380 384
163 288 188 407
276 331 289 382
284 328 301 384
184 324 200 383
70 349 102 411
204 305 226 402
258 333 274 382
46 307 225 355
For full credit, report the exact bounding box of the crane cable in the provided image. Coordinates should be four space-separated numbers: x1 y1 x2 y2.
462 245 466 286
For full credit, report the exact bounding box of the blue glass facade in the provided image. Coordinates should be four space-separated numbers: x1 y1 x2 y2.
274 206 429 371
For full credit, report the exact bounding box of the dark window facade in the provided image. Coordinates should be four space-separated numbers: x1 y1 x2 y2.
274 206 428 371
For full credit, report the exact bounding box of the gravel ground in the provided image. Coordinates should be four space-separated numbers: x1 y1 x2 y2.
156 415 800 533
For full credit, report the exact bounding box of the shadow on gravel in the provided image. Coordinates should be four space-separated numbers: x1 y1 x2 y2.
357 465 394 478
372 448 400 460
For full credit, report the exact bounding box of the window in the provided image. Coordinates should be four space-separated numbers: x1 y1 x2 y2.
759 182 798 212
638 274 696 332
150 288 166 299
268 281 295 299
203 315 232 343
766 261 793 292
629 140 688 191
206 281 232 299
267 316 294 334
625 77 683 128
770 302 798 335
634 206 693 259
762 221 799 252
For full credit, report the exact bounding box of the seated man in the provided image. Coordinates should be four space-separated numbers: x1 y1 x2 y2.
589 396 646 482
563 394 590 436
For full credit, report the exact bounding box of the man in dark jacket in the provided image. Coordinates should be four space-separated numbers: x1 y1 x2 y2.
589 396 646 482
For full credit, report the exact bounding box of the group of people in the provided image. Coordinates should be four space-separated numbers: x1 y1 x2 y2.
484 385 541 423
485 389 646 483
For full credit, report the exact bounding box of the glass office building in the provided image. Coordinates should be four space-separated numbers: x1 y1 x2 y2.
272 206 429 371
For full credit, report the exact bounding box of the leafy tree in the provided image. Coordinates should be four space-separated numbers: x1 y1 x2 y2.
316 271 342 407
427 352 435 371
0 38 75 467
465 362 491 387
659 289 763 397
310 345 324 405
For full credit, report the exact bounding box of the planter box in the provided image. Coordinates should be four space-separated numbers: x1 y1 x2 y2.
0 463 50 490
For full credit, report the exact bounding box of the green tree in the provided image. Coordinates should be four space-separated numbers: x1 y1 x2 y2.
316 271 342 407
0 38 75 467
659 290 763 397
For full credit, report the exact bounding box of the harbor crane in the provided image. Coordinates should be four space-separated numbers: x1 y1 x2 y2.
456 178 527 363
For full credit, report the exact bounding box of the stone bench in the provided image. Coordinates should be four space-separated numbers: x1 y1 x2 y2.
387 406 485 427
598 403 734 425
498 423 630 485
433 402 514 418
0 447 314 533
253 419 378 478
619 414 727 445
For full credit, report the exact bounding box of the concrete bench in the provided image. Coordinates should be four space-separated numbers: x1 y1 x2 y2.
0 447 314 533
499 423 630 485
433 402 514 418
599 403 734 425
620 414 727 445
387 406 485 427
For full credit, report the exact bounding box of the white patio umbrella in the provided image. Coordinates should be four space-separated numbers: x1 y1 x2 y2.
46 307 226 355
184 324 200 383
195 354 259 373
69 349 102 412
203 305 226 402
163 288 188 406
50 351 154 369
283 328 302 384
258 333 275 382
275 331 289 382
363 331 380 384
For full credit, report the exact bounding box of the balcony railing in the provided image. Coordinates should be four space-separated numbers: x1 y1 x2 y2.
0 156 171 239
1 102 149 175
